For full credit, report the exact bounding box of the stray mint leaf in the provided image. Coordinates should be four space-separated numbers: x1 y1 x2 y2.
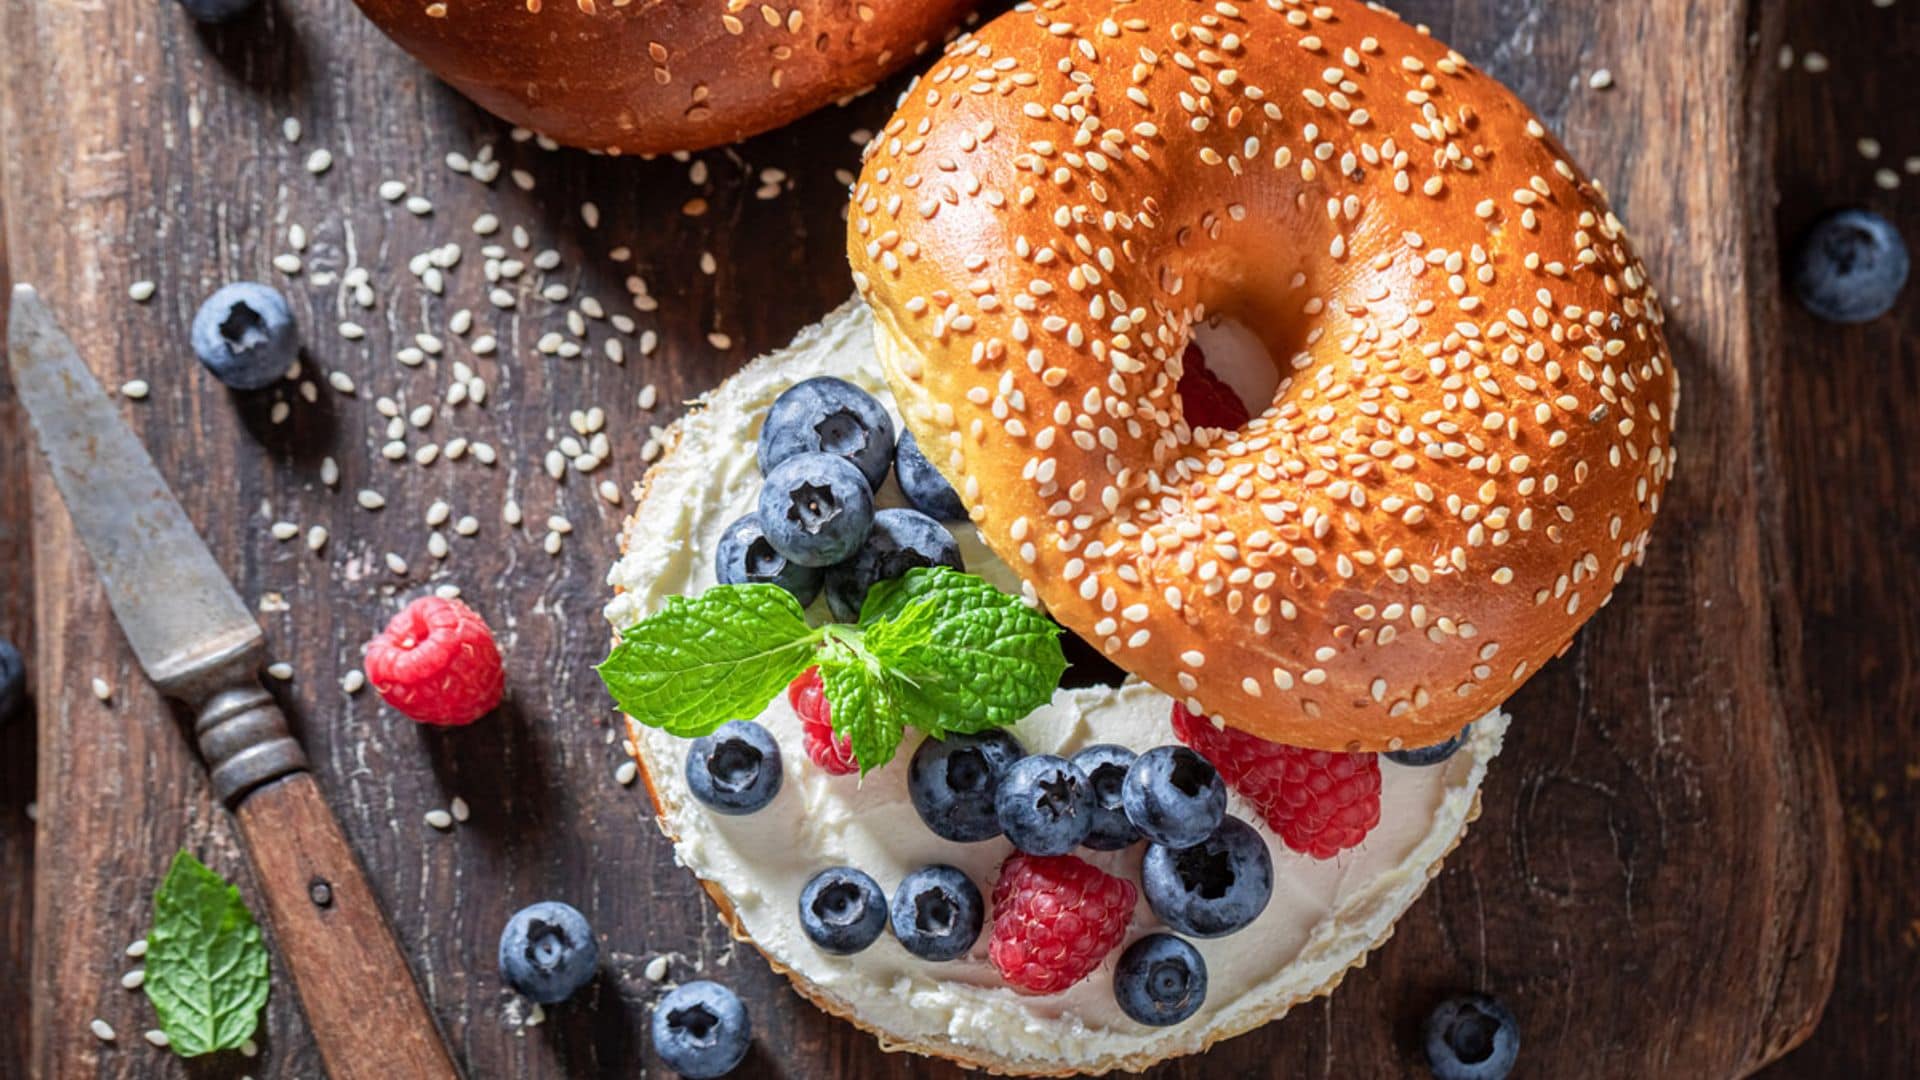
144 850 269 1057
598 568 1064 773
596 585 817 737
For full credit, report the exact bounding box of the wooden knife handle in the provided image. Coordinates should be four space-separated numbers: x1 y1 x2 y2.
234 770 463 1080
191 682 461 1080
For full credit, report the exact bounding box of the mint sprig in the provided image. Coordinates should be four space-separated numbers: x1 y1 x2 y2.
143 850 270 1057
597 567 1066 773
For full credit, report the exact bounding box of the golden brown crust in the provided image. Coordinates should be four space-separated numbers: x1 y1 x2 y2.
351 0 979 153
612 382 1487 1076
848 0 1676 752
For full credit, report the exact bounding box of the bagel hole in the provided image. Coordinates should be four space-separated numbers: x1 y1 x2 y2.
1182 316 1277 431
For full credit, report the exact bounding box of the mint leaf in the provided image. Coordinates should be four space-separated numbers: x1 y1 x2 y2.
815 629 908 773
862 570 1066 734
143 850 269 1057
597 585 818 736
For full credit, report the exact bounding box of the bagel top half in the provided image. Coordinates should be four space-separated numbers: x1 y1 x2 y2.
848 0 1677 752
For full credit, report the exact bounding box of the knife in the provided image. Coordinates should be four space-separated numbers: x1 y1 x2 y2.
7 284 461 1080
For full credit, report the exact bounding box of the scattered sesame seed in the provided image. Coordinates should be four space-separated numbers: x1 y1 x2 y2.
270 522 299 542
120 380 150 400
143 1030 170 1049
385 553 409 575
126 938 148 958
267 662 294 681
338 321 366 341
1874 168 1900 190
91 678 111 702
708 332 733 350
305 149 333 174
120 969 145 990
378 179 408 201
1802 51 1829 73
1858 138 1883 160
128 280 156 303
90 1019 116 1043
615 760 639 786
342 669 365 694
1587 69 1613 90
644 955 670 981
405 195 434 216
272 253 303 275
424 809 454 830
357 490 387 511
450 797 470 822
580 201 600 228
307 526 329 551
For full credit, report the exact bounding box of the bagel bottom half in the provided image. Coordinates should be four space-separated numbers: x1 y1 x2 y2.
603 300 1508 1076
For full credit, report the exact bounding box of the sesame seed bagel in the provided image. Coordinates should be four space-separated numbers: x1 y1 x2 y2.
351 0 979 153
849 0 1677 752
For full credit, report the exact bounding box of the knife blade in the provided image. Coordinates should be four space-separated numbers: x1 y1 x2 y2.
9 283 462 1079
7 283 264 691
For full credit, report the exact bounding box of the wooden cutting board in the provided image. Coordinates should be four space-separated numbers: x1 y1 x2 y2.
0 0 1843 1076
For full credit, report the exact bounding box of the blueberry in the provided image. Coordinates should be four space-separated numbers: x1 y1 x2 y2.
190 282 298 390
908 730 1026 842
756 453 875 569
1113 934 1208 1026
1141 816 1272 937
993 754 1095 856
1071 744 1141 851
823 508 963 622
1386 725 1470 767
0 639 23 726
1424 993 1520 1080
1122 746 1226 850
685 721 782 815
889 865 983 961
1791 209 1909 323
892 428 966 522
797 867 888 955
651 980 751 1079
758 376 895 489
174 0 260 22
715 514 822 605
497 901 598 1004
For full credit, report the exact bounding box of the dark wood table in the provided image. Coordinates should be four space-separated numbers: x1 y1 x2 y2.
0 0 1911 1076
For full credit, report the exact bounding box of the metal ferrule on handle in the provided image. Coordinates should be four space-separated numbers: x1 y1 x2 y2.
195 682 309 805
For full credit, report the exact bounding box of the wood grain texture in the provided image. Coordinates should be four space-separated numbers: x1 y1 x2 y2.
234 772 460 1080
0 0 1862 1076
1757 0 1920 1074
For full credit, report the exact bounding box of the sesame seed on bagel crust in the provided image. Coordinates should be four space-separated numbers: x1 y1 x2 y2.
849 0 1677 752
351 0 979 154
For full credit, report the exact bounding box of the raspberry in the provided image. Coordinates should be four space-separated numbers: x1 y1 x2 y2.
363 596 504 725
1170 702 1381 859
1177 342 1251 431
988 854 1136 994
787 667 857 774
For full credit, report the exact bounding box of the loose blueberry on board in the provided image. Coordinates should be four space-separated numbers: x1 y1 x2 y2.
0 638 24 725
174 0 260 23
190 282 298 390
1790 209 1909 323
1113 933 1209 1026
908 730 1027 842
1386 725 1470 767
892 428 967 522
823 507 964 621
993 754 1096 856
797 867 888 955
685 721 783 815
497 901 599 1005
1122 746 1227 850
714 514 823 605
651 980 752 1079
756 452 875 568
1141 816 1273 938
1071 744 1142 851
757 376 896 489
890 865 984 961
1424 993 1521 1080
